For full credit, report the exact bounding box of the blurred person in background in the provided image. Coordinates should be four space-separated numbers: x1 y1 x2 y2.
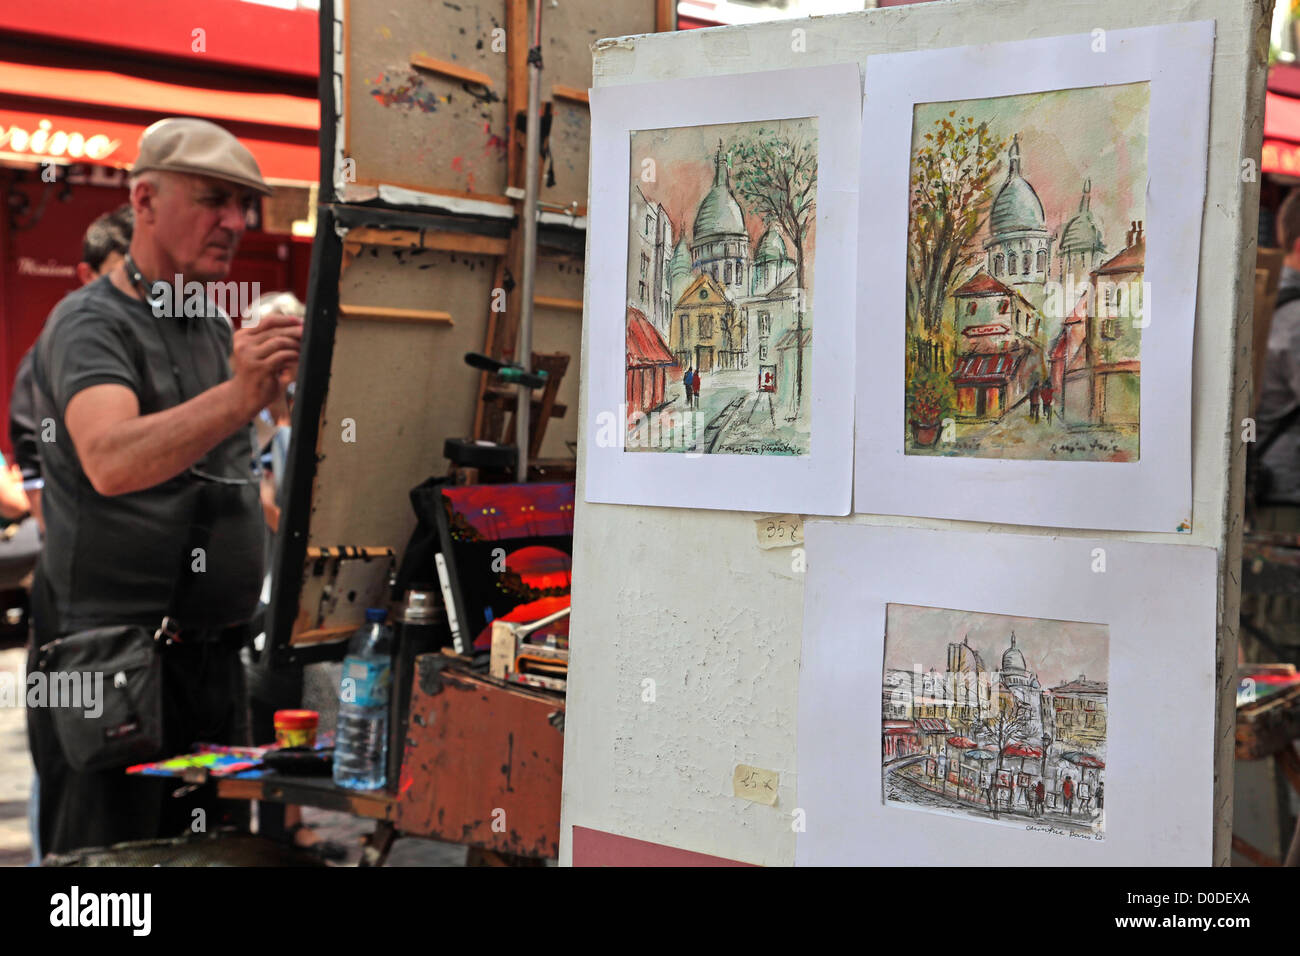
10 203 133 533
1247 187 1300 666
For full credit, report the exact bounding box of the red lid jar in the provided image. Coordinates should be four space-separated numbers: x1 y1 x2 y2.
274 709 319 749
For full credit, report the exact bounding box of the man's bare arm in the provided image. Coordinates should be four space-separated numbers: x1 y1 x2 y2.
66 381 257 496
64 314 301 497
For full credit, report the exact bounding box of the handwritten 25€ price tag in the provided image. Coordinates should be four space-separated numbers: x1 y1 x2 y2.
755 514 803 550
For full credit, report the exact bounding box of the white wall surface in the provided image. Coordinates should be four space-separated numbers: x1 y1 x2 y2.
562 0 1266 866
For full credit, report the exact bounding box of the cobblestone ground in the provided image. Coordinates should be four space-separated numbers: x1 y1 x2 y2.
0 646 35 867
631 370 809 455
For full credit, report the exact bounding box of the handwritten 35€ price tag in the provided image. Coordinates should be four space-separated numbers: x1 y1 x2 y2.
755 514 803 549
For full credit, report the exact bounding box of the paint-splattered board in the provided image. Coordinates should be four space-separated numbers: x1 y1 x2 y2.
291 238 502 646
531 252 585 461
527 0 659 213
344 0 511 201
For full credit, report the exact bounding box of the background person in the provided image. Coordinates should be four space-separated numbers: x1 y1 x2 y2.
1246 187 1300 665
9 203 133 532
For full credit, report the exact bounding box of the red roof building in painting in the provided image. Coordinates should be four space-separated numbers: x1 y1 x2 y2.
626 306 677 416
949 269 1044 421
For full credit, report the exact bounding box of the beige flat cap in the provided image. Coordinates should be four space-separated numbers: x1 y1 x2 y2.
133 117 272 196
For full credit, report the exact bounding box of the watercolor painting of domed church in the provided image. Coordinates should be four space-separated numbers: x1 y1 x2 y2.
883 603 1109 838
904 84 1149 462
624 118 817 456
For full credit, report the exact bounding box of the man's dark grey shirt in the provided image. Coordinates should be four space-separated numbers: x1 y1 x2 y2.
32 275 263 632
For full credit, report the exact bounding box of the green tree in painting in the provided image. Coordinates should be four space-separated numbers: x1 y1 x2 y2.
908 112 1004 340
729 130 816 409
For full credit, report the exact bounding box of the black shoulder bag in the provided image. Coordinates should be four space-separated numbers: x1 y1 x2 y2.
36 611 177 772
34 500 212 771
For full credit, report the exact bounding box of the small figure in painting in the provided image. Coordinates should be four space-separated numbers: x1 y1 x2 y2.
683 367 694 408
1028 380 1041 423
1063 775 1074 815
1096 781 1104 812
692 367 702 407
1035 779 1046 817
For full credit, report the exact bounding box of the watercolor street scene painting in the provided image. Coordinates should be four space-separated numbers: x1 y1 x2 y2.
883 603 1109 839
624 118 817 456
904 84 1149 461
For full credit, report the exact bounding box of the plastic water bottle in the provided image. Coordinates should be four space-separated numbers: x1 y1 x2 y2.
333 608 393 790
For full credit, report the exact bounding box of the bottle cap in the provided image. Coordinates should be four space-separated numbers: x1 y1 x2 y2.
365 608 387 623
403 589 436 623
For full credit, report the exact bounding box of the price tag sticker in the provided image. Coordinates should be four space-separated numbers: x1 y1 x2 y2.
755 514 803 550
732 764 779 806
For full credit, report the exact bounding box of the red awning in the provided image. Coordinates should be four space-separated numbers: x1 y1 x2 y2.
1265 88 1300 176
0 59 318 183
1002 743 1043 758
627 308 675 367
951 350 1025 386
946 736 977 749
1061 752 1106 769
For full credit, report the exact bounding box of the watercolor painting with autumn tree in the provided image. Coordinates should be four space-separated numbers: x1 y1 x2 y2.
904 84 1149 461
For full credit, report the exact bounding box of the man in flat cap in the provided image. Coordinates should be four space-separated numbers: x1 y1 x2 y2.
26 117 302 856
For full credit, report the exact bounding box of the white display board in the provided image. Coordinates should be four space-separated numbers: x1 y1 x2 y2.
562 0 1264 867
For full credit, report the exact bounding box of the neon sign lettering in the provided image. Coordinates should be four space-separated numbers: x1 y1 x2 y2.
0 119 121 161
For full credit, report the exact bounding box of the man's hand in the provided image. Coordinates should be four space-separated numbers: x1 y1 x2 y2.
0 462 29 519
231 314 302 418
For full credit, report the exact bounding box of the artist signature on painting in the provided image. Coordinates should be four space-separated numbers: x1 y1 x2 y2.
1025 824 1067 836
1049 438 1123 455
723 440 802 456
1025 823 1103 840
